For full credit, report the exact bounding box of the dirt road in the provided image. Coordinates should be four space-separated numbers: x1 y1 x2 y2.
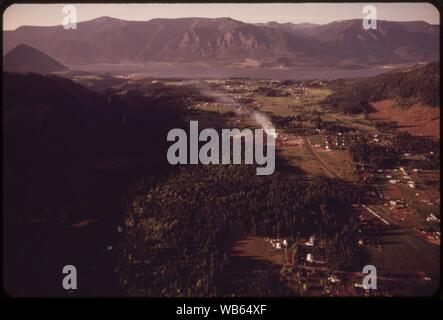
303 138 342 179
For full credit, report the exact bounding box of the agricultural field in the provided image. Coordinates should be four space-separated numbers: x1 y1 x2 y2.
249 85 364 181
54 74 439 296
278 144 326 177
362 206 439 275
322 112 379 133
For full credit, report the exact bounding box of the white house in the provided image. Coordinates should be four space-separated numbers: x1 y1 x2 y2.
306 254 314 263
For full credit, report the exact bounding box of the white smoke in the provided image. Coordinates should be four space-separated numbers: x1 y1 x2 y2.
252 112 278 139
197 84 278 139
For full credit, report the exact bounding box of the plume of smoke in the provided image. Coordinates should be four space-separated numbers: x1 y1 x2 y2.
196 82 278 138
252 111 278 139
197 84 237 105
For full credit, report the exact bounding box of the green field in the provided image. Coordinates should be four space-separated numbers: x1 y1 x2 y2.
322 112 379 133
367 229 439 275
278 144 327 177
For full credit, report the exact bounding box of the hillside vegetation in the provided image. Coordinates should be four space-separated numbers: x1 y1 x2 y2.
324 62 440 114
116 165 365 296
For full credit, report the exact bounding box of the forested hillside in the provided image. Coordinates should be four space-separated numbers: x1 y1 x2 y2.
115 165 365 296
324 62 440 114
3 72 188 295
3 72 187 223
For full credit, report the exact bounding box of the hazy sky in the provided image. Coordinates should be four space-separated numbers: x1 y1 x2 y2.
3 3 440 30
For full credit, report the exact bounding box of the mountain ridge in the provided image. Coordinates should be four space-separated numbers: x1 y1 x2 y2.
3 17 439 66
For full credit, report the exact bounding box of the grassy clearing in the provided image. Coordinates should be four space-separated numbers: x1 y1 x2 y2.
231 236 289 266
194 103 238 114
322 112 378 133
317 150 358 181
253 96 299 117
278 145 326 177
252 88 331 118
366 208 440 275
309 134 325 147
304 88 332 101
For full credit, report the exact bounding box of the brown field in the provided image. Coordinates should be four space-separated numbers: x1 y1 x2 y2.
316 149 358 181
368 100 440 139
230 236 291 266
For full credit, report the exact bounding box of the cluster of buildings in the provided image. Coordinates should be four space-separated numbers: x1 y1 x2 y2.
281 262 435 297
266 234 326 267
359 153 440 244
385 167 416 189
321 132 353 151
